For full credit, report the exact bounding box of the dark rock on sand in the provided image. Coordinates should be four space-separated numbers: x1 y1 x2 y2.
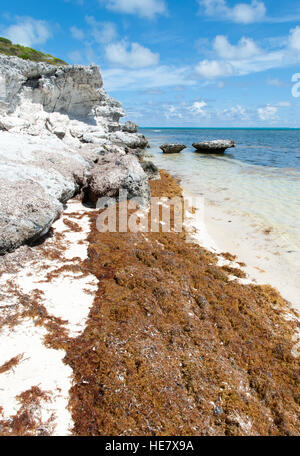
192 140 235 154
0 180 61 254
141 161 160 180
160 144 186 154
87 154 150 208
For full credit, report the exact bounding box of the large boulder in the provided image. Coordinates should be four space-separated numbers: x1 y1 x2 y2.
109 131 149 149
160 144 186 154
86 154 150 208
0 55 148 151
0 55 123 123
192 140 235 154
0 132 89 254
0 179 61 254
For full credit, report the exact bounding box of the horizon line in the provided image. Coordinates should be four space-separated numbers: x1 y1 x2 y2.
139 127 300 130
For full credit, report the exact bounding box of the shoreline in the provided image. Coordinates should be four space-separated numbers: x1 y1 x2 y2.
141 130 300 314
141 127 300 131
0 53 299 437
0 170 299 435
67 170 300 436
182 187 300 312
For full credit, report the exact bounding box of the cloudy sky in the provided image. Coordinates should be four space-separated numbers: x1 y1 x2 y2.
1 0 300 127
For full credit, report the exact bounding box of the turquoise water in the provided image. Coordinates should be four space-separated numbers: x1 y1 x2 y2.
141 128 300 169
141 128 300 287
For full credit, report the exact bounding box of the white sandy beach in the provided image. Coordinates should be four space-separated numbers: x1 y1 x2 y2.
184 189 300 312
0 201 98 435
0 188 299 436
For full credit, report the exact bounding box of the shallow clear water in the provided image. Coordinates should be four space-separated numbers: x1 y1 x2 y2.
141 128 300 284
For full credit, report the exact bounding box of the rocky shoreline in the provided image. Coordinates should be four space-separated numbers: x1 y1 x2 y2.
0 56 299 436
0 55 150 254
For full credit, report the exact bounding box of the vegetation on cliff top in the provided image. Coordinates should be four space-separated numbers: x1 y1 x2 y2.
0 36 67 65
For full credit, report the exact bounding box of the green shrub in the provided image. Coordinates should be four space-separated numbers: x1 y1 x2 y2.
19 53 31 60
0 36 67 65
0 37 12 44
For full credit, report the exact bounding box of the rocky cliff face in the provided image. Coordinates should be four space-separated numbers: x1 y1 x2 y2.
0 55 150 254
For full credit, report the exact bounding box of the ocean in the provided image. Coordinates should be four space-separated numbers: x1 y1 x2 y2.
141 128 300 307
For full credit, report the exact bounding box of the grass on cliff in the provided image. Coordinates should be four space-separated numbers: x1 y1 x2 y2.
0 36 67 65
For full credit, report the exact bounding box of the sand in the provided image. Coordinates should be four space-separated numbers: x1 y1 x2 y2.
0 201 98 436
183 190 300 312
0 184 299 436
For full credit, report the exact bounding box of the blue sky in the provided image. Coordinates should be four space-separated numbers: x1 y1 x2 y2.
1 0 300 127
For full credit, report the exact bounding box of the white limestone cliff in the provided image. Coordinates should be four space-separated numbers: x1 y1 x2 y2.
0 55 150 253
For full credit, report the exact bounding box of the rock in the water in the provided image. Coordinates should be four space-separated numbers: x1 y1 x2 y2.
160 144 186 154
192 140 235 154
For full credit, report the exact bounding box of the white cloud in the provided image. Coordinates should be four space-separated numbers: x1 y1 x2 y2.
231 1 266 24
85 16 118 44
188 101 208 116
289 26 300 52
199 0 226 16
213 35 261 59
276 101 291 107
195 27 300 79
165 102 209 120
199 0 266 24
70 26 84 41
195 59 234 78
221 104 249 120
102 66 195 91
105 41 159 69
257 105 278 121
2 17 52 47
99 0 167 18
165 105 183 120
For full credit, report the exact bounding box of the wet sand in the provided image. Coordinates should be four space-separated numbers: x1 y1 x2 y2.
183 189 300 311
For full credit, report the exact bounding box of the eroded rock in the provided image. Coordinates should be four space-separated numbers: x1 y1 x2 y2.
160 144 186 154
86 154 150 208
192 140 235 154
0 55 150 253
0 179 61 254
